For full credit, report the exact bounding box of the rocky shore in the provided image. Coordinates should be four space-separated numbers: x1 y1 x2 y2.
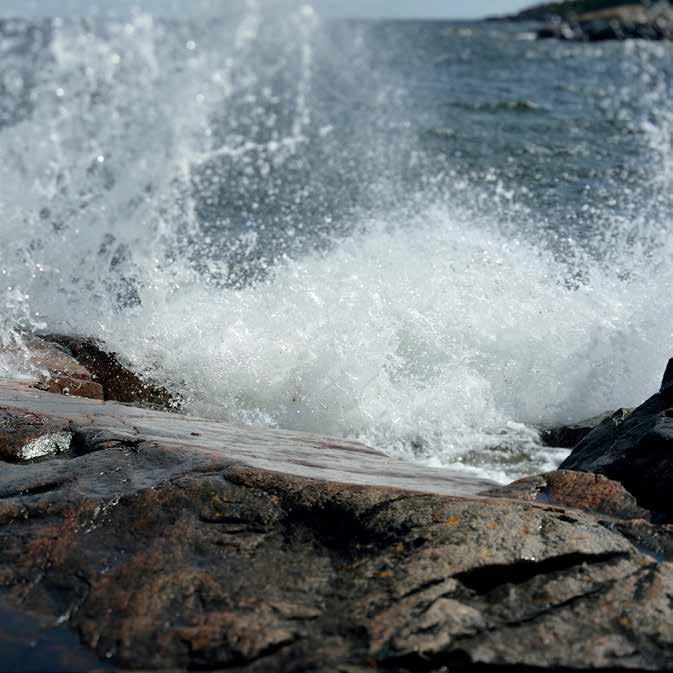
2 336 673 671
501 1 673 42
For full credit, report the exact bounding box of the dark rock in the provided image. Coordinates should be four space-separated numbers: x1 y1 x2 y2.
535 4 673 41
40 334 177 409
612 518 673 562
3 382 673 670
661 357 673 393
538 20 584 40
561 360 673 513
539 409 630 448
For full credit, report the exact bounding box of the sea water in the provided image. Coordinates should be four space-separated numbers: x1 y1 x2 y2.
1 5 673 482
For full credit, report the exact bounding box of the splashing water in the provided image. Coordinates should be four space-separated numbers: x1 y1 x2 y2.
1 6 673 482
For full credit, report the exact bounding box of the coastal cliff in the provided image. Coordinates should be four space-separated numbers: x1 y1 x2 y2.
2 336 673 671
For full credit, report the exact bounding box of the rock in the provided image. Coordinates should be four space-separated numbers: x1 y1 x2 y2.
39 334 177 409
0 379 497 497
612 518 673 562
539 409 630 448
484 469 650 520
0 408 72 463
6 336 105 400
536 5 673 42
561 358 673 514
486 471 673 562
2 334 174 408
3 381 673 670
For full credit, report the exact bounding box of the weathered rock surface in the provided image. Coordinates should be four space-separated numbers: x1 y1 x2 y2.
1 382 673 671
0 407 72 463
4 338 673 671
484 468 650 520
0 382 493 497
486 470 673 565
561 358 673 514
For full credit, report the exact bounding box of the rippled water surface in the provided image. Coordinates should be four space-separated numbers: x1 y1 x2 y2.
2 8 673 482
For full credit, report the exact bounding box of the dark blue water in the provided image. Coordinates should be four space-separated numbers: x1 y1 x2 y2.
0 602 112 672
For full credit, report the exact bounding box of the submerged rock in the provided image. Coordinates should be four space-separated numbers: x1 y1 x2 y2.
2 376 673 670
561 358 673 513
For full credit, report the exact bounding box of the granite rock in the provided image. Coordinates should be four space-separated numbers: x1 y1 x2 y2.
0 383 672 671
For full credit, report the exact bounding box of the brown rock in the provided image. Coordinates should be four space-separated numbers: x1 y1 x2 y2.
2 382 673 671
40 334 176 409
7 336 105 400
484 469 650 520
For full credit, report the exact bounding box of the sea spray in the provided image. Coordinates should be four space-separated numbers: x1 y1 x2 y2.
1 8 673 481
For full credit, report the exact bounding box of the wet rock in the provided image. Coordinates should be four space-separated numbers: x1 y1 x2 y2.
0 408 72 463
0 449 656 671
13 337 105 400
612 518 673 562
561 358 673 513
40 334 177 409
483 469 650 520
2 382 673 670
539 409 630 448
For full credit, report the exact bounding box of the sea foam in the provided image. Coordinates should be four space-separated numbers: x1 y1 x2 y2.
1 7 673 482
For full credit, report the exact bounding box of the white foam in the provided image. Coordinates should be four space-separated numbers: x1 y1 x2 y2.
1 11 673 482
94 203 673 475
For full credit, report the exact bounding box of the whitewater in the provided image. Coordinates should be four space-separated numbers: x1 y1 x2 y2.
2 5 673 482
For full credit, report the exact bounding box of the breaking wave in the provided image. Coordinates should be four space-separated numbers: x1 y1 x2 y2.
1 6 673 482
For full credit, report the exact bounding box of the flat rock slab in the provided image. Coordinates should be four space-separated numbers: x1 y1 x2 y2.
2 382 673 671
0 382 493 497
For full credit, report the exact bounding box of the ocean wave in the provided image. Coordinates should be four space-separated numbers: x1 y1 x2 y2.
1 9 673 482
